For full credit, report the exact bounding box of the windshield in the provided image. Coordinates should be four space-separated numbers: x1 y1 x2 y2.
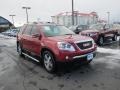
42 25 75 37
69 26 77 31
89 24 104 30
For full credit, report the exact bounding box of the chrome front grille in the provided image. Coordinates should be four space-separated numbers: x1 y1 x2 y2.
76 41 93 50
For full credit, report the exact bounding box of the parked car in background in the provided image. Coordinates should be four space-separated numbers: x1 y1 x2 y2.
80 24 118 45
112 24 120 35
1 29 11 36
1 28 19 37
17 22 97 73
69 25 89 34
10 29 20 37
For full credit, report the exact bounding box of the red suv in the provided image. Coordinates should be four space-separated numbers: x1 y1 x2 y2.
80 24 118 45
17 22 97 72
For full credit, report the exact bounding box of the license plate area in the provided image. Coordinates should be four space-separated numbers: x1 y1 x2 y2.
87 53 93 60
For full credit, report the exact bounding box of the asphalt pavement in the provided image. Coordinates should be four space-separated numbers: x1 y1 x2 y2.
0 34 120 90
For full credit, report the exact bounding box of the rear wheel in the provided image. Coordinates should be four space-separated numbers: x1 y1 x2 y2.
112 34 117 41
17 43 24 57
42 50 56 73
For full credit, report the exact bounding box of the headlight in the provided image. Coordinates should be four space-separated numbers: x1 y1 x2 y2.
57 42 75 51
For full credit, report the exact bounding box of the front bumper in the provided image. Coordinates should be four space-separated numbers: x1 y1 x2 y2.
56 50 96 63
73 51 96 59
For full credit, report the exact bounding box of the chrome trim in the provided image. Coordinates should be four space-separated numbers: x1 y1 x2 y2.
73 51 96 59
75 40 94 51
22 52 40 62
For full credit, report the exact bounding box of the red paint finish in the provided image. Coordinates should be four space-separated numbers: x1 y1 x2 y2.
17 23 97 62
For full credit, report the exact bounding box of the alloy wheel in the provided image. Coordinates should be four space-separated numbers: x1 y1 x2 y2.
43 51 55 72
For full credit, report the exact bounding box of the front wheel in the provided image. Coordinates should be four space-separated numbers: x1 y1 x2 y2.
42 51 56 73
112 34 117 41
98 36 104 46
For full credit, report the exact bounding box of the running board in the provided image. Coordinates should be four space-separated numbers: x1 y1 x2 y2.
22 52 40 62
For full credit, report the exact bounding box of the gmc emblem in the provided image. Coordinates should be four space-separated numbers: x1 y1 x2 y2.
83 43 90 47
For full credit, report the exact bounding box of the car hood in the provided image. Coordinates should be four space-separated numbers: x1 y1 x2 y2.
81 29 99 33
47 35 93 43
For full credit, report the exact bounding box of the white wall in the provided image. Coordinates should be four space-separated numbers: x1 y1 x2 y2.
52 14 98 27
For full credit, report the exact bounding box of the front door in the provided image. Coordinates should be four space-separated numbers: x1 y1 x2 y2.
29 25 41 56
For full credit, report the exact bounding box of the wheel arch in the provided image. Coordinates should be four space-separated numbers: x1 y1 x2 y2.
40 48 56 60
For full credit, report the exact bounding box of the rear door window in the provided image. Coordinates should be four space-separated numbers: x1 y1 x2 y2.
19 25 26 34
23 25 33 35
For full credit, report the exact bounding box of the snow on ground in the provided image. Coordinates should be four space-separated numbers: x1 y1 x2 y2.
0 34 16 47
97 47 120 55
96 37 120 69
97 36 120 55
0 34 16 39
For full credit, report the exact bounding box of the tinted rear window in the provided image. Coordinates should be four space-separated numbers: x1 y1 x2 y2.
19 25 26 34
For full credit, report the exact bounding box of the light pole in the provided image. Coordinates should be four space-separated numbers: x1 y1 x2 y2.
72 0 74 25
107 12 110 24
22 6 31 23
9 15 16 25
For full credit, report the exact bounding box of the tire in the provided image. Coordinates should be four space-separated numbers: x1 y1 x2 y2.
98 36 104 46
112 34 117 41
17 43 24 57
86 60 92 65
42 50 56 73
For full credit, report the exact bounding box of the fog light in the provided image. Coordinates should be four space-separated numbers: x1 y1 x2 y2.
65 56 69 60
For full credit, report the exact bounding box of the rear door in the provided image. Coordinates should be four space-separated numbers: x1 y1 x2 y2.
22 25 33 51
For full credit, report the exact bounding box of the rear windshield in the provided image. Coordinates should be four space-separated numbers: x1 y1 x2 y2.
42 25 75 37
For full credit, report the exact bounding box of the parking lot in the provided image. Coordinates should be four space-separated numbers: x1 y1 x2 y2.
0 34 120 90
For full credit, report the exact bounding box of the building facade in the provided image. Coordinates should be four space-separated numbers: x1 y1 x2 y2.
51 11 98 27
0 16 13 32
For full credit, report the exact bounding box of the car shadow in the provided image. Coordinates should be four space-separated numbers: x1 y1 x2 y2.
55 62 96 76
19 55 95 76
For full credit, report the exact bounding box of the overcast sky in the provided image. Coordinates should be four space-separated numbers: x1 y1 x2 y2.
0 0 120 26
